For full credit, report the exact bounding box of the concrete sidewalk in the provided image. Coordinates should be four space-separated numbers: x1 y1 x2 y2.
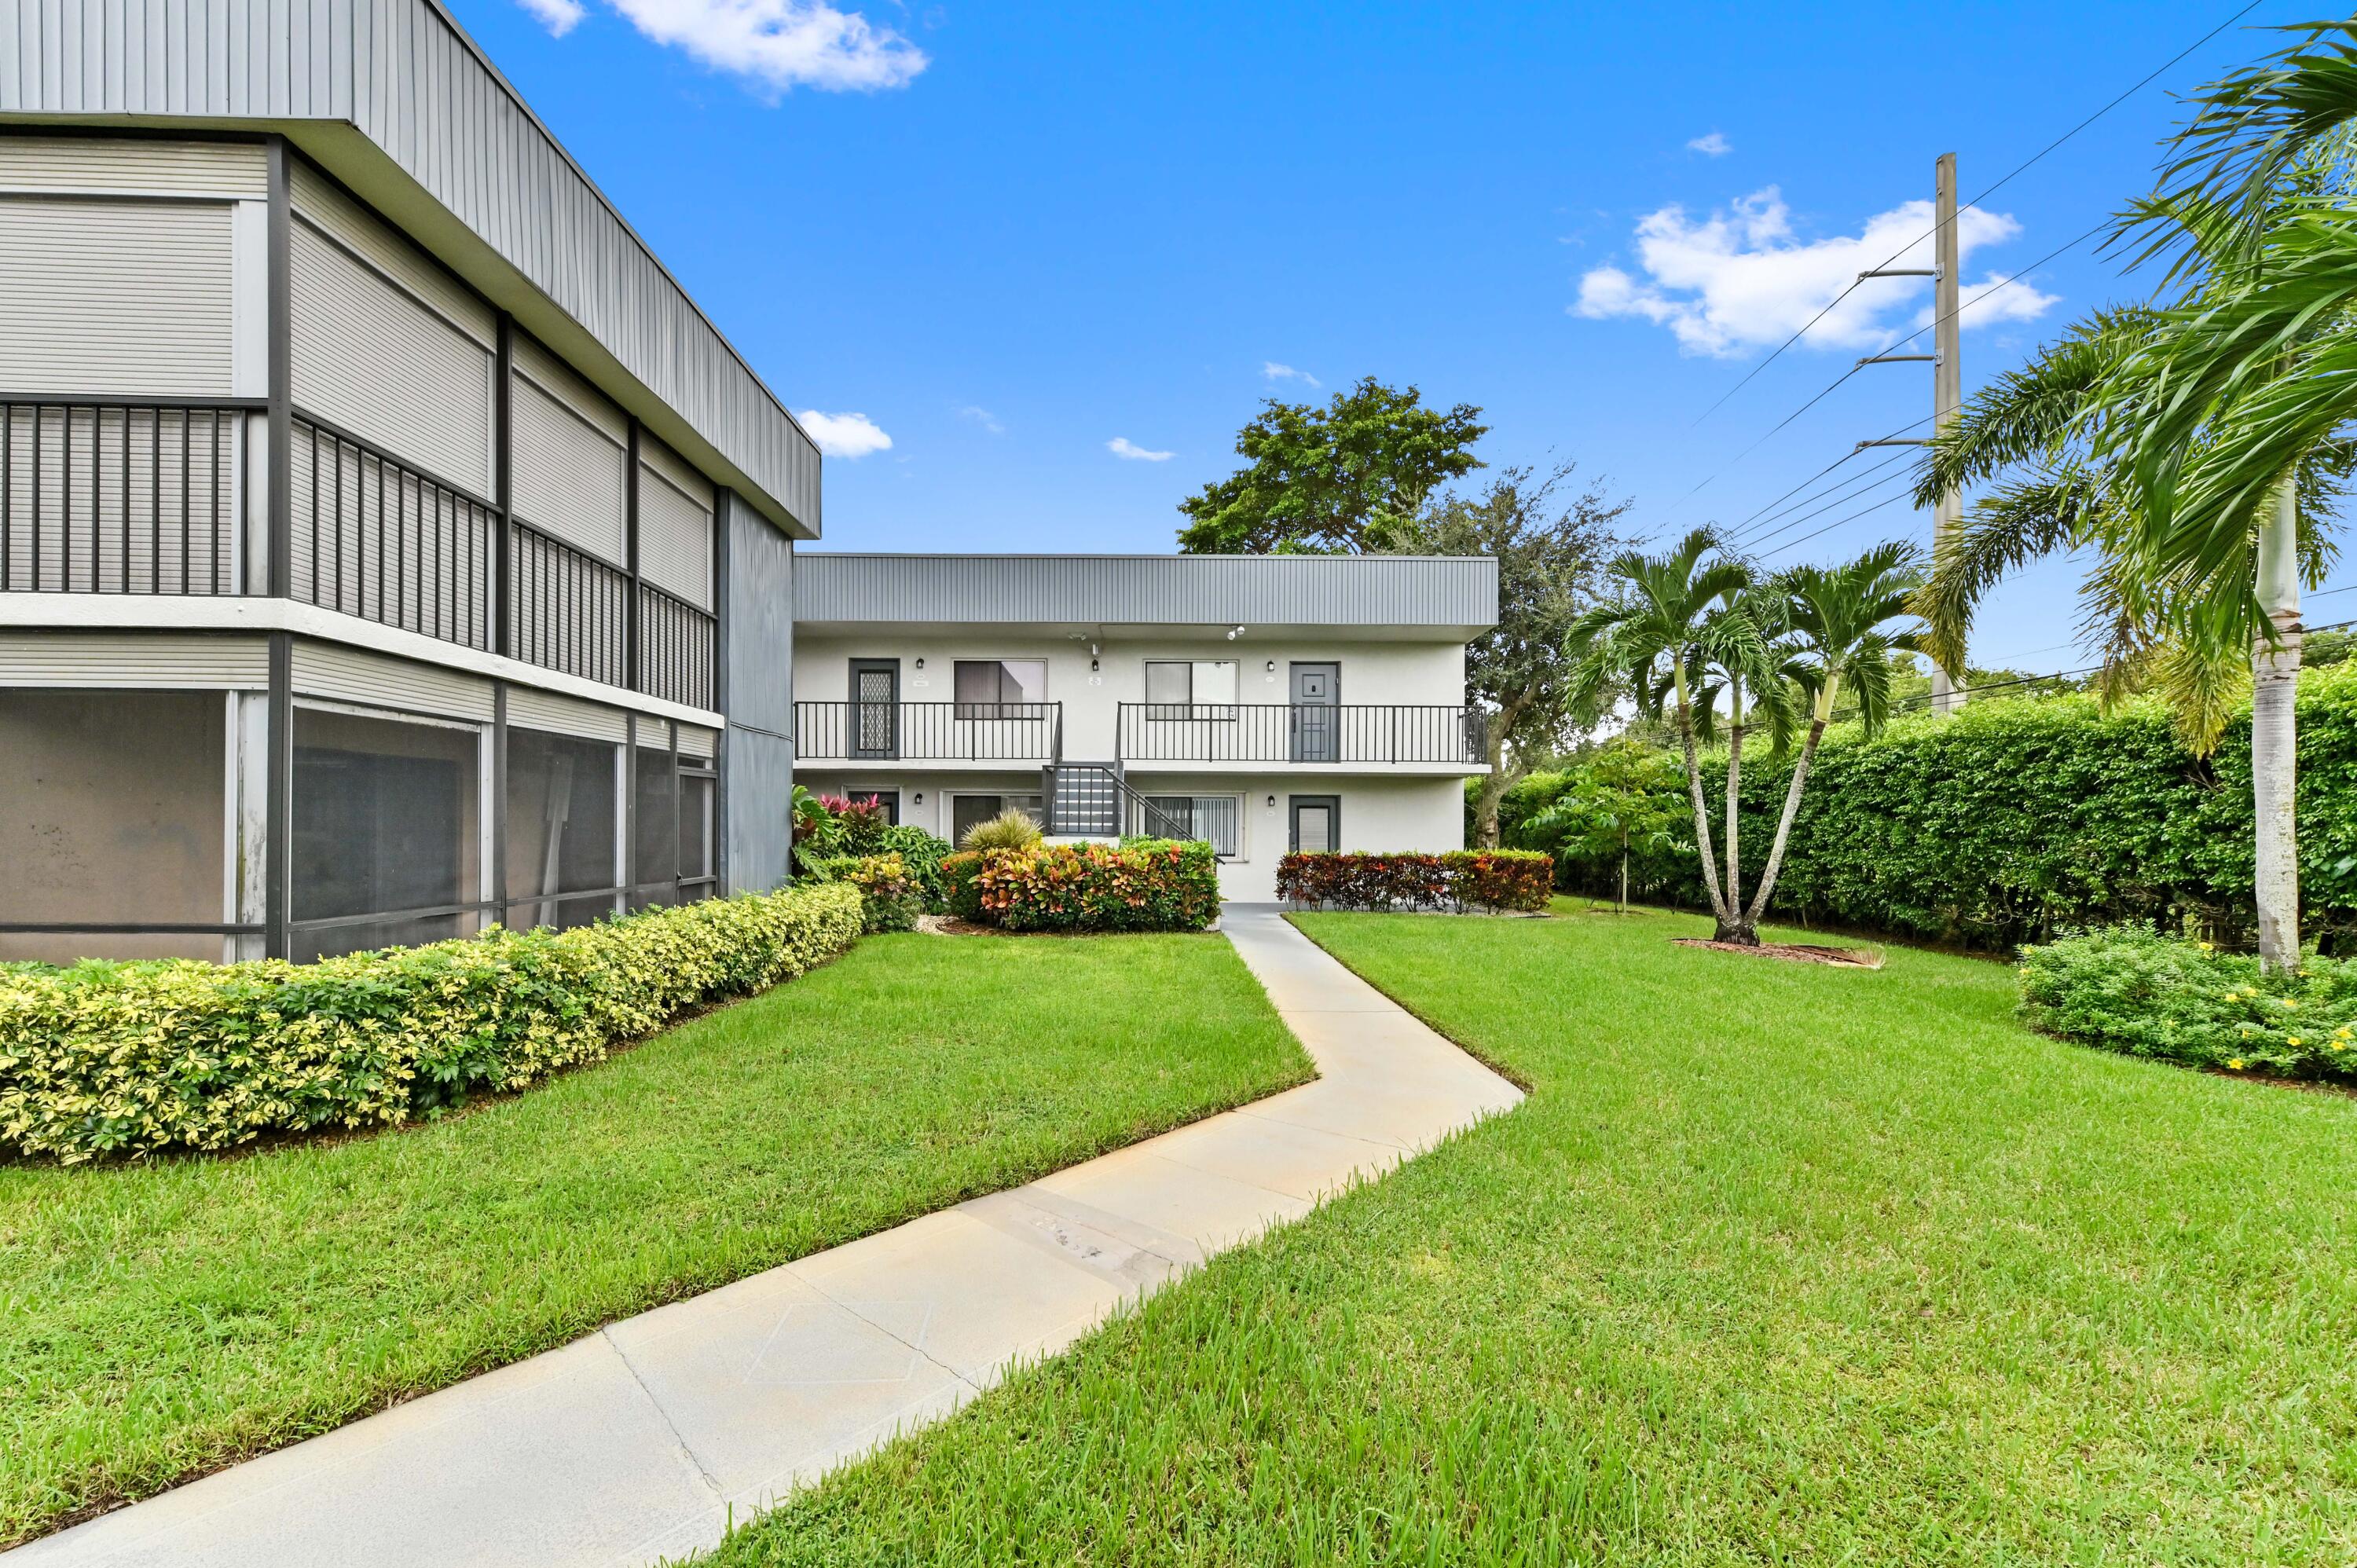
12 907 1521 1568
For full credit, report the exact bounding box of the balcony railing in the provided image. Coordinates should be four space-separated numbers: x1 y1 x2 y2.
7 400 719 711
1116 702 1486 764
793 701 1061 762
2 398 255 595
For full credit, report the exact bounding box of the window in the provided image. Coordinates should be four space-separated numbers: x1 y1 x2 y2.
0 690 229 962
951 792 1044 844
291 706 482 961
679 770 717 891
954 659 1046 716
1141 793 1241 856
504 727 621 931
1289 795 1340 855
1143 660 1237 717
847 789 900 824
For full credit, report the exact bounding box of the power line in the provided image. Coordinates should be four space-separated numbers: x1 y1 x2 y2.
1743 468 1919 555
1758 490 1916 560
1687 0 2266 431
1728 447 1914 545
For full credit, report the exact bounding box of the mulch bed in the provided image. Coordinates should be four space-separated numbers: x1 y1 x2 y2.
1671 937 1883 969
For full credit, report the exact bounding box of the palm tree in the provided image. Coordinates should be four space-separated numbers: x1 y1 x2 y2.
1742 542 1926 930
2085 24 2357 971
1911 27 2357 969
1571 529 1796 943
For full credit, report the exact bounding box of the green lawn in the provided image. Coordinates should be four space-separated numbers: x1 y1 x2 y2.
706 901 2357 1566
0 932 1308 1548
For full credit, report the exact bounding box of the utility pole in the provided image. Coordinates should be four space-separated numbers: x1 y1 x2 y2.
1930 151 1966 715
1855 152 1967 714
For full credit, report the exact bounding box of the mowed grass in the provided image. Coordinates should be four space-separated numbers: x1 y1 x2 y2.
0 932 1309 1548
706 901 2357 1566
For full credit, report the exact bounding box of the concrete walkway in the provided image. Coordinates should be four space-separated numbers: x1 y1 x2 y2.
13 907 1521 1568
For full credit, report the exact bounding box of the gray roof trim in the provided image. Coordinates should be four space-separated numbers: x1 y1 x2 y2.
2 0 819 539
796 554 1499 632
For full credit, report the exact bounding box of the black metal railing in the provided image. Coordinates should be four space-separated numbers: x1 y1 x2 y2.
637 582 717 712
2 398 255 594
1116 703 1486 764
1042 763 1217 850
792 701 1062 762
292 416 493 650
508 518 631 688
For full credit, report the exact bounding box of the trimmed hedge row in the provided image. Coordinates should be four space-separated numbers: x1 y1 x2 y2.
1277 851 1554 912
1494 664 2357 953
0 882 864 1163
2021 925 2357 1082
802 852 926 932
941 841 1221 932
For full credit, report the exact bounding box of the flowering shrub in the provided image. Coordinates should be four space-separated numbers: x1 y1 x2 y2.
877 824 953 912
805 852 923 932
962 840 1220 932
1277 851 1553 912
2019 925 2357 1081
0 881 864 1163
940 849 988 921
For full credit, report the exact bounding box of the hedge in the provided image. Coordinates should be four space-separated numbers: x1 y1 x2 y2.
2021 925 2357 1083
1494 664 2357 953
944 841 1221 932
0 881 864 1163
1277 851 1554 912
803 851 926 932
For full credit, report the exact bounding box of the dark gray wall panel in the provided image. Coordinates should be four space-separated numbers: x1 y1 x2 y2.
724 726 792 894
796 554 1499 631
727 497 794 735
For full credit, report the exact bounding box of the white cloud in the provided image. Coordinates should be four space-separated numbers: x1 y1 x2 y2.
956 405 1005 434
1687 131 1732 157
1262 361 1321 388
797 409 893 458
1572 186 2058 357
1107 437 1174 462
541 0 929 93
518 0 586 35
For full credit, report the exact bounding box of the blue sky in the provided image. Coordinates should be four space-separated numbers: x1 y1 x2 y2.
449 0 2319 675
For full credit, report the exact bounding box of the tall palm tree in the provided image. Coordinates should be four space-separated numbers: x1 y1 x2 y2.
2088 24 2357 971
1742 542 1926 930
1571 529 1795 943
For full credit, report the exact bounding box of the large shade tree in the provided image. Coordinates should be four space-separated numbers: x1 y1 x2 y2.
1176 377 1488 554
1373 463 1629 847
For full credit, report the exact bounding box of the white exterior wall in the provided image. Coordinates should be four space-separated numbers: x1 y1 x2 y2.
794 633 1468 760
796 765 1465 903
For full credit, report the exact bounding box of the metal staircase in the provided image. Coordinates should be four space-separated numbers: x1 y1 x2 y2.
1043 761 1202 846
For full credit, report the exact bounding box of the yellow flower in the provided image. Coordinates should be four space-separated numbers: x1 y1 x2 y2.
2228 1058 2246 1070
2288 1036 2303 1047
2281 998 2299 1010
2199 941 2215 952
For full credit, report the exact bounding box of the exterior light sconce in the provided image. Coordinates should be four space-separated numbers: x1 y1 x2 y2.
1265 659 1276 673
913 792 925 805
1266 794 1277 808
914 657 926 670
1091 657 1101 672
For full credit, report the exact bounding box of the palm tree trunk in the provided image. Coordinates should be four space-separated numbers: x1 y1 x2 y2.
2253 472 2302 973
1747 707 1831 928
1717 679 1754 943
1673 665 1730 923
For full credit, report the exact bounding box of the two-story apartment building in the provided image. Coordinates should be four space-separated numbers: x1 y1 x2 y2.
793 554 1497 902
0 0 809 963
1 0 1501 962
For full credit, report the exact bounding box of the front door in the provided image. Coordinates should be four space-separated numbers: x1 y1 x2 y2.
1290 661 1339 762
851 660 899 760
1288 795 1340 855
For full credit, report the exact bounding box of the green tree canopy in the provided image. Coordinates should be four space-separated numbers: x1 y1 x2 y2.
1175 377 1488 554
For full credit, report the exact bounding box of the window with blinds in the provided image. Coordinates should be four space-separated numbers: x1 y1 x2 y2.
1142 793 1241 856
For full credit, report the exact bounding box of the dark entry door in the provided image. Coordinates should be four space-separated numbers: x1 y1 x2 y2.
851 660 899 760
1288 795 1340 855
1290 662 1338 762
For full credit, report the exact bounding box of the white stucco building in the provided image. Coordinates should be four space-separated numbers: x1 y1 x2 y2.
791 553 1497 902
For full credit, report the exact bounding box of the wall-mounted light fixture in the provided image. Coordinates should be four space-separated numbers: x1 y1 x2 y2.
1091 658 1100 672
1226 625 1246 640
1266 793 1277 808
914 657 926 670
1265 659 1277 673
913 791 925 805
